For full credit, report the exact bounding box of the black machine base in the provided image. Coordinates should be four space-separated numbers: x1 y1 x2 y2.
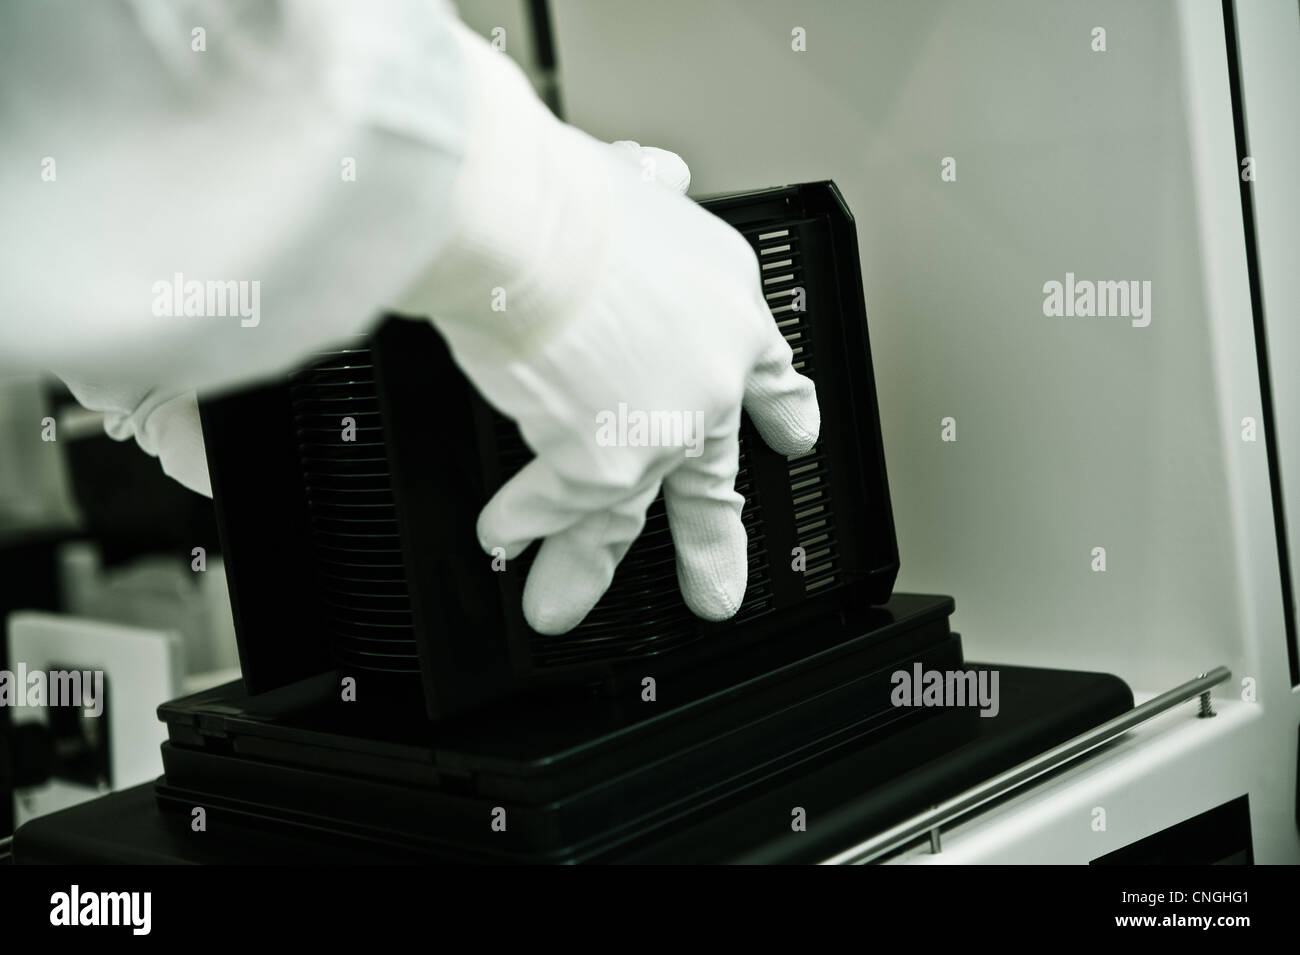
13 665 1134 865
133 594 1134 863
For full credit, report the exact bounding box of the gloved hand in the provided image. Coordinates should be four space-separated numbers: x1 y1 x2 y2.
397 22 820 635
61 20 821 640
57 380 212 498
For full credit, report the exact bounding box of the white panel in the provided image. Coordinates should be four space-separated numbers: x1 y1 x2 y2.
7 612 180 802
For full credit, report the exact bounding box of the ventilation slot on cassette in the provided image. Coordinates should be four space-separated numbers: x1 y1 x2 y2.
290 348 421 675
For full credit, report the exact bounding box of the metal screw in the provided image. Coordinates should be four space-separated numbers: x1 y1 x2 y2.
928 825 942 853
1197 673 1215 718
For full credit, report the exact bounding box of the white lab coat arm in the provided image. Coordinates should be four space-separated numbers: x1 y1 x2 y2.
1 0 470 395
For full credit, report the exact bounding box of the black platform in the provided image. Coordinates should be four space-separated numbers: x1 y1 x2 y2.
15 661 1133 864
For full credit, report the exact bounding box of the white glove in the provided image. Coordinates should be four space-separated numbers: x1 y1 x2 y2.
57 380 212 498
397 23 820 635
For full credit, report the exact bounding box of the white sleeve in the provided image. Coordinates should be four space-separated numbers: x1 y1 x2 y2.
0 0 470 396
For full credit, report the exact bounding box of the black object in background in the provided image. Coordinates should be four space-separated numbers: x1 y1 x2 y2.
3 390 218 839
56 405 220 569
0 531 63 840
201 182 899 720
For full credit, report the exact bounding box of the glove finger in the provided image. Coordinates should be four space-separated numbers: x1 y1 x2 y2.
608 140 691 194
522 481 662 635
743 291 820 456
476 456 591 561
662 421 749 622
